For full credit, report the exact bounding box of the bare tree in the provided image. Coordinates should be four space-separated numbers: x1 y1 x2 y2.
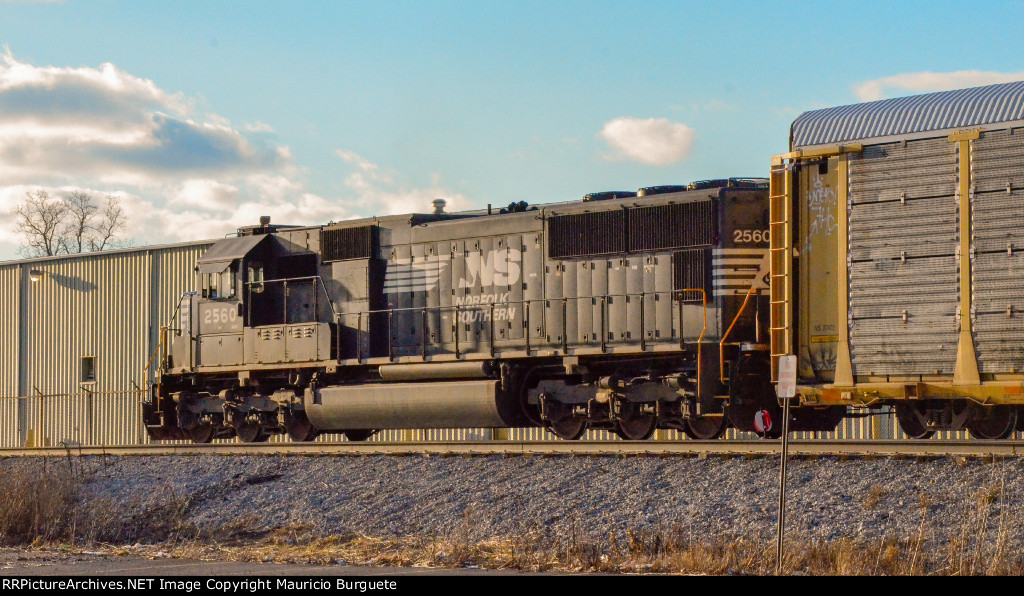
62 190 99 254
92 194 126 251
12 190 129 257
13 190 66 257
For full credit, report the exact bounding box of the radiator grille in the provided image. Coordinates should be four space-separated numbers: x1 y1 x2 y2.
548 210 627 258
673 248 712 297
321 226 375 262
629 201 716 252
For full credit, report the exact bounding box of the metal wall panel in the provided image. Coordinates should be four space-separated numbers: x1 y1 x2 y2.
523 233 544 342
974 232 1024 372
0 243 210 447
971 191 1024 253
973 181 1024 372
848 197 957 260
848 257 958 375
574 260 593 344
0 264 19 398
506 235 524 341
973 128 1024 192
848 138 956 203
974 315 1024 373
544 261 563 345
0 397 17 448
848 138 959 376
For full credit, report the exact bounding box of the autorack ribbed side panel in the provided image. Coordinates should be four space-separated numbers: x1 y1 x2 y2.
847 258 959 375
971 191 1024 253
971 128 1024 193
971 131 1024 373
848 197 956 261
847 138 956 204
847 137 959 375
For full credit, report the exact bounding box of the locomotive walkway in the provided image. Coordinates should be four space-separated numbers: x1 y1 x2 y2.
3 439 1024 458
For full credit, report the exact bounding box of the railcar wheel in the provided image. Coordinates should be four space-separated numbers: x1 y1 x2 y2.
344 429 376 442
234 417 271 443
188 421 216 444
683 415 728 440
895 403 934 440
967 406 1018 440
284 409 319 442
614 401 657 440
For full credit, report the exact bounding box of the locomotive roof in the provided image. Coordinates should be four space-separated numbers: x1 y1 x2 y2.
315 181 764 234
791 80 1024 150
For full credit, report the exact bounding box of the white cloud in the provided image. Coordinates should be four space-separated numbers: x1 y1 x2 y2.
598 117 696 166
854 70 1024 102
337 150 467 216
0 49 476 260
175 179 239 210
245 121 275 133
0 48 288 185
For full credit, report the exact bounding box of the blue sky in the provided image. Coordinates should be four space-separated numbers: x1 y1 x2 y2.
1 0 1023 259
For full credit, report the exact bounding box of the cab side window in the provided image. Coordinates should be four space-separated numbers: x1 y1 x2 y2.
200 261 238 299
201 272 220 298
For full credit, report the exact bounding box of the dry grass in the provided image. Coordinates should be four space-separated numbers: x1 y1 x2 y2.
863 485 889 510
3 456 1024 575
119 527 1024 575
0 458 78 544
0 457 194 547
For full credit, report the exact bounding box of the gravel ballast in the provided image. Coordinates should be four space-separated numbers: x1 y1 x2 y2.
19 453 1021 552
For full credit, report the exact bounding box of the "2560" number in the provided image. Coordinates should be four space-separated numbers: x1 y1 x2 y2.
733 229 769 243
203 307 237 325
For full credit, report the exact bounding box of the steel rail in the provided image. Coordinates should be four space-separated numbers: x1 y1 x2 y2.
3 440 1024 458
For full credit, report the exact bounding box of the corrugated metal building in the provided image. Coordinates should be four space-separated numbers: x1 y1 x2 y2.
0 241 212 447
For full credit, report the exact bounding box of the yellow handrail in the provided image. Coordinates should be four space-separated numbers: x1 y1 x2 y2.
720 286 758 382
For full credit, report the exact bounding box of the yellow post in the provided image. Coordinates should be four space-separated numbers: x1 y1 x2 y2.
950 131 981 385
834 157 854 386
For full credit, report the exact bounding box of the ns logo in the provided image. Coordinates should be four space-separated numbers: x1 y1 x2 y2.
458 249 522 288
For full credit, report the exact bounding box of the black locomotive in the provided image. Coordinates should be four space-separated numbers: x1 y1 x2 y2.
143 178 845 443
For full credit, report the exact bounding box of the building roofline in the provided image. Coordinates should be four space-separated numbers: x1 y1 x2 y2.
0 238 218 267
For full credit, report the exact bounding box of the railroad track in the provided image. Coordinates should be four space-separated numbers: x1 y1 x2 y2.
4 439 1024 458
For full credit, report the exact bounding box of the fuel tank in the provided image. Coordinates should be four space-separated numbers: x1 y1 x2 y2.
304 380 530 430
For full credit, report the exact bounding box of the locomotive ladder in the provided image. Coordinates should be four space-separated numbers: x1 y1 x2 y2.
768 163 793 382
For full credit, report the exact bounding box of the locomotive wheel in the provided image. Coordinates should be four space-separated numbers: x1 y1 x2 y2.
234 416 271 443
544 400 587 440
614 401 657 441
895 403 934 440
549 416 588 440
188 420 216 444
284 409 319 442
967 406 1018 440
344 429 376 442
683 415 728 440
